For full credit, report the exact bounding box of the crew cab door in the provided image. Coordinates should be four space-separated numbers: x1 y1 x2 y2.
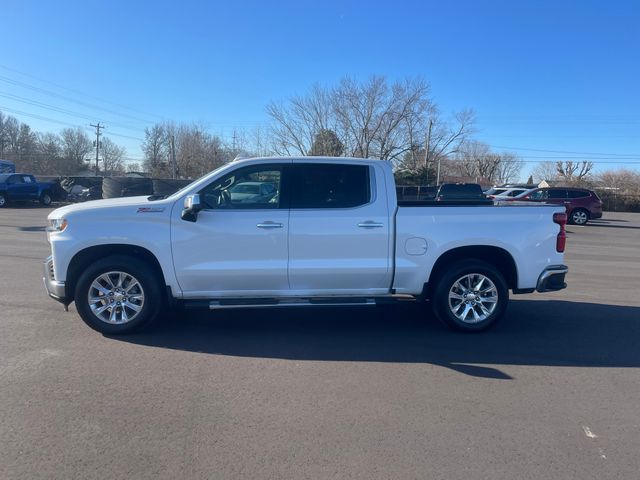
287 162 392 294
171 163 289 297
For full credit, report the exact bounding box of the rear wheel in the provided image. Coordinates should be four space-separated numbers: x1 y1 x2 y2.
570 208 589 225
431 260 508 332
0 193 6 207
74 255 163 334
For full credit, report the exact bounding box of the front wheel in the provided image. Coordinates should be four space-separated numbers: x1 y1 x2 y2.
74 255 163 334
0 193 6 208
431 260 508 332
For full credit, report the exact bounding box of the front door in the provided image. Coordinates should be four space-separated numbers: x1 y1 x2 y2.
172 163 289 297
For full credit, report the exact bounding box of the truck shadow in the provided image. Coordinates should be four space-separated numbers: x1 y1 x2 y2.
112 299 640 379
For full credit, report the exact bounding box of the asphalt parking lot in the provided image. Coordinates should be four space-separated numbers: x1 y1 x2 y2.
1 206 639 480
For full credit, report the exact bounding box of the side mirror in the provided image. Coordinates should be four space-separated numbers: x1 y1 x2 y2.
181 194 202 222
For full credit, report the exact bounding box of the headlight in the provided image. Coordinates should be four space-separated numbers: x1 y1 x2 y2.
47 218 68 232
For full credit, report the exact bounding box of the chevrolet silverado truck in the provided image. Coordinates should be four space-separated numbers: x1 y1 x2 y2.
0 173 56 207
43 157 568 334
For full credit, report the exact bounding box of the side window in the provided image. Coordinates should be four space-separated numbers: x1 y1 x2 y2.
528 189 547 200
23 175 33 183
8 175 24 184
199 165 281 210
290 164 370 209
567 190 589 198
547 189 567 199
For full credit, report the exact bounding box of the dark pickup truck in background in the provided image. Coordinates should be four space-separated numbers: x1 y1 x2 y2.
0 173 57 207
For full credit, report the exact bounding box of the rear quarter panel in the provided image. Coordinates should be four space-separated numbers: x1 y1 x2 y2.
393 204 565 294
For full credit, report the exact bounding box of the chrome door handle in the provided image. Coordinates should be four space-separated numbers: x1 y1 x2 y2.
257 222 283 229
358 222 384 228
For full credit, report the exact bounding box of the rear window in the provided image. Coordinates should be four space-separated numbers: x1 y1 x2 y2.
289 164 370 209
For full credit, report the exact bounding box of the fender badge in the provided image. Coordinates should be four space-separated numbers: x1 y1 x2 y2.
137 207 165 213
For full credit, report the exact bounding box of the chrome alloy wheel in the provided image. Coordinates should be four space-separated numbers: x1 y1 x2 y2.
448 273 498 324
87 271 145 324
572 210 588 225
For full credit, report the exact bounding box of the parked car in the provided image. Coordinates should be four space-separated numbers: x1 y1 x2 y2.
229 181 277 203
485 187 533 199
0 173 57 207
507 187 603 225
435 183 492 204
43 157 568 334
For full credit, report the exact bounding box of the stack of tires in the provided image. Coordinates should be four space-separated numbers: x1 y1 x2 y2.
102 177 154 199
151 178 193 196
60 176 104 201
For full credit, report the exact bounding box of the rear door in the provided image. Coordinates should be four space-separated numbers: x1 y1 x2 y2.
287 162 392 294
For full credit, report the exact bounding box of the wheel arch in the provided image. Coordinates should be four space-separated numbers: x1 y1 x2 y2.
424 245 518 299
66 244 167 302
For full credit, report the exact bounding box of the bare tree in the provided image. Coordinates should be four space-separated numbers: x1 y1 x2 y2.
597 169 640 194
556 160 593 184
142 124 169 176
60 127 92 173
37 133 62 174
265 76 469 165
101 137 126 174
493 152 524 184
266 84 335 156
531 161 558 183
454 141 499 183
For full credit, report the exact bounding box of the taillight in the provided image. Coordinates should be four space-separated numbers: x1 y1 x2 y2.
553 212 567 253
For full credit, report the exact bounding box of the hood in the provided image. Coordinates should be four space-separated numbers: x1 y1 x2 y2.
48 196 172 219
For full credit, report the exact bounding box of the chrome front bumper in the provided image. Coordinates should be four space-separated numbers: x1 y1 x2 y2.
536 265 568 293
42 256 66 304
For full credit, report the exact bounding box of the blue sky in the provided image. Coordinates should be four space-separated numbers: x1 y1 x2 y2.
1 0 639 177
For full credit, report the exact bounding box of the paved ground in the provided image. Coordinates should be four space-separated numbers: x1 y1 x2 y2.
1 205 639 480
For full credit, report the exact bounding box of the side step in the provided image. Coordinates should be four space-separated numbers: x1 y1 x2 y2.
208 297 377 310
180 295 417 311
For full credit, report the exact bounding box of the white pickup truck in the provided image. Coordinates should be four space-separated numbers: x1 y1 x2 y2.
43 157 568 334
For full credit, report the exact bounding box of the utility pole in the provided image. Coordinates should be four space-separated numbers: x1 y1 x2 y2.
90 123 105 175
424 119 433 169
170 135 177 179
424 119 433 184
232 129 238 152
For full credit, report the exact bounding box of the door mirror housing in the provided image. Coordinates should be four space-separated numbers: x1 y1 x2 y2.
181 194 202 222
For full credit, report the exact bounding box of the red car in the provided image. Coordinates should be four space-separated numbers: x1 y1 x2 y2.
509 187 603 225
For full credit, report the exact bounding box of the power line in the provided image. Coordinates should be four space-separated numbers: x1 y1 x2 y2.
487 144 640 158
0 91 146 133
0 63 165 121
0 105 144 142
0 74 157 125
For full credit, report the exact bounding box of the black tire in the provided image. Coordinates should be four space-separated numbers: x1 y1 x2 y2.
39 191 53 206
74 255 163 335
102 177 153 199
431 259 509 332
569 208 589 225
0 193 7 208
